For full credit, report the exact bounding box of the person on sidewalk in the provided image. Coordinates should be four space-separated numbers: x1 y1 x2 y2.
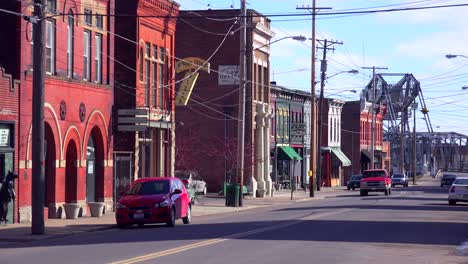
0 171 18 225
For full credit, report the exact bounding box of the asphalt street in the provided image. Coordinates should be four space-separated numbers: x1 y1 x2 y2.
1 176 467 264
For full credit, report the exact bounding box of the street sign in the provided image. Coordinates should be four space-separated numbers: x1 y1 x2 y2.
118 109 148 116
118 125 147 132
118 117 148 124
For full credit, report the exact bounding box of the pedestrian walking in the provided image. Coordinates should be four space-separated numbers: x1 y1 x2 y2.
0 171 18 225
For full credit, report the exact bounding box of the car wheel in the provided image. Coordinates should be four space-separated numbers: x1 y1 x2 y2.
391 184 394 188
384 189 389 196
138 223 144 228
388 188 392 195
352 187 355 191
441 184 444 187
166 207 176 227
360 190 367 196
347 186 350 190
203 186 207 196
183 204 191 224
449 200 456 205
117 224 127 229
404 183 408 187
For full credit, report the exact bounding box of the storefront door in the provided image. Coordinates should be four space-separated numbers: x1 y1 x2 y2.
0 152 14 223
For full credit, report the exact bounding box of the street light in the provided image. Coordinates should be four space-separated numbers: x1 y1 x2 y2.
315 70 359 85
326 89 357 97
254 35 307 52
446 54 468 59
462 86 468 90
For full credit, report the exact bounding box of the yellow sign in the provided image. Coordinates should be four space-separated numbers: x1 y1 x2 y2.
176 57 210 74
175 72 199 106
175 57 210 106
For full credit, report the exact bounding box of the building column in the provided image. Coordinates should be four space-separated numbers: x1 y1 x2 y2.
255 112 266 198
264 109 273 196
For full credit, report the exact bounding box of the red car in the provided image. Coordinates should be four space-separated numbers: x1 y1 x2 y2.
360 169 392 196
115 177 192 228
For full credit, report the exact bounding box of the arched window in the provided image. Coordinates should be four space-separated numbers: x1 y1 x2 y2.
139 46 144 81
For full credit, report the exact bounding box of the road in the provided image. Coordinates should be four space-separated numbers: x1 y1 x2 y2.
1 176 467 264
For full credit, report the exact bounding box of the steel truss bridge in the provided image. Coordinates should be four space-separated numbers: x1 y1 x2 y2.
361 73 468 175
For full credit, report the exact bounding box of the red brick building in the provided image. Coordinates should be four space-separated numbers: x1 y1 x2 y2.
0 0 114 222
341 100 388 180
175 9 275 197
113 0 179 192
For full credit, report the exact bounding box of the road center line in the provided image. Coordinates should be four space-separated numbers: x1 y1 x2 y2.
110 208 354 264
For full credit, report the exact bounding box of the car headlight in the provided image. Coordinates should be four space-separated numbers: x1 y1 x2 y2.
155 200 170 208
116 203 126 209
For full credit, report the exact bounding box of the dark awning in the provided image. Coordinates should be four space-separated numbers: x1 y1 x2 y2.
278 146 302 160
361 149 372 161
330 147 351 167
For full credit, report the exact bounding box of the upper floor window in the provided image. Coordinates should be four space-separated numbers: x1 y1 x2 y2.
45 20 55 75
83 30 91 81
95 15 103 30
145 42 151 106
139 47 144 82
84 9 92 26
158 47 165 107
95 33 102 83
46 0 56 13
67 12 74 78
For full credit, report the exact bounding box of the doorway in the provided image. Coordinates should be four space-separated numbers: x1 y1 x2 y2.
0 152 14 223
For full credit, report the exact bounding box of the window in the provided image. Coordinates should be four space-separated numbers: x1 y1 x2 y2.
145 43 150 106
45 20 55 74
30 27 34 66
263 67 269 101
46 0 56 13
67 12 74 78
158 47 165 107
151 61 157 107
83 30 91 81
95 14 103 29
139 47 143 82
94 33 102 83
84 9 92 26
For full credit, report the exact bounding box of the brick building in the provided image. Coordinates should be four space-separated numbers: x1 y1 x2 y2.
113 0 179 194
319 98 351 187
341 100 388 180
0 0 114 222
175 9 274 197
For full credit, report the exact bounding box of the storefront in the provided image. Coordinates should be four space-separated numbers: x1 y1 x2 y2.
0 122 15 223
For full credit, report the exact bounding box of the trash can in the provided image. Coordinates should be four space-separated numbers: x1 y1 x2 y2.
225 183 240 207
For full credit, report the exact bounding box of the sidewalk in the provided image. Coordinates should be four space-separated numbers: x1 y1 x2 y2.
0 186 347 244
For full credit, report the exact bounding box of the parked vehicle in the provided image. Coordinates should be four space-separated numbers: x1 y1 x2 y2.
391 173 409 187
347 175 362 190
360 169 392 196
441 173 457 187
115 177 191 228
175 170 208 195
448 177 468 205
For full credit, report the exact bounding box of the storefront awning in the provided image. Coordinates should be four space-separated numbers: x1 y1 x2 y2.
361 149 372 161
278 146 302 161
330 147 351 167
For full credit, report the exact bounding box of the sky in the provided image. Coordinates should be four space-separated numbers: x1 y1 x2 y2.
174 0 468 135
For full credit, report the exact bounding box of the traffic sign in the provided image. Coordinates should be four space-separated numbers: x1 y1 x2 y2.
118 117 148 124
118 125 147 132
118 109 148 116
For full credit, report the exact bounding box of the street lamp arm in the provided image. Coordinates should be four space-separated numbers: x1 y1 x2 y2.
446 54 468 59
253 35 307 52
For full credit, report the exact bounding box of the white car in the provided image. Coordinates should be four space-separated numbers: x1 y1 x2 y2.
448 177 468 205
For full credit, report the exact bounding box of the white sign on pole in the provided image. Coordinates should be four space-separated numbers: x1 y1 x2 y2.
218 65 240 85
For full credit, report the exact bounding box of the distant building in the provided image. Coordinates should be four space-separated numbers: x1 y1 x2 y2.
319 98 351 187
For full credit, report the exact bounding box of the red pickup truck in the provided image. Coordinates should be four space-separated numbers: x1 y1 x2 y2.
360 169 392 196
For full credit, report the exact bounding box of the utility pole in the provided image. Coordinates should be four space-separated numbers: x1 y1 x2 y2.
237 0 247 207
316 39 342 191
412 101 418 185
297 1 331 197
32 0 45 235
362 66 387 169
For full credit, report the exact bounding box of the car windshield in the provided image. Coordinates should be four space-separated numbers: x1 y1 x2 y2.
453 179 468 185
393 174 404 178
362 170 386 178
351 175 361 180
127 180 169 195
443 174 456 179
175 172 190 180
